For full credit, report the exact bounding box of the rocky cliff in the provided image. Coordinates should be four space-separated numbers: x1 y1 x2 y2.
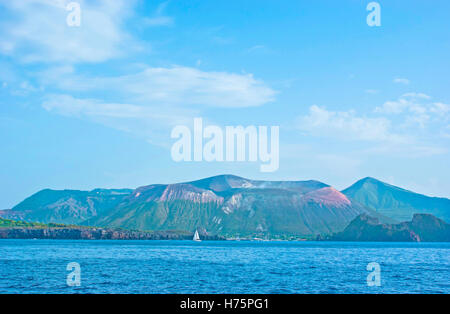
326 214 450 242
0 218 223 240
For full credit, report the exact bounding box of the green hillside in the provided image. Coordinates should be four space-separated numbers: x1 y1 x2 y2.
342 177 450 222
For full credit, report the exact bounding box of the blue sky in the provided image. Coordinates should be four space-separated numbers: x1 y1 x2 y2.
0 0 449 208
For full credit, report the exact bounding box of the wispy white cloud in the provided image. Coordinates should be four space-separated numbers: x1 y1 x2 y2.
143 16 174 27
38 65 277 108
297 105 406 143
393 77 410 85
375 98 410 114
142 1 174 27
297 91 449 158
211 36 234 45
375 92 449 128
42 94 197 146
0 0 139 63
430 102 450 116
442 125 450 139
38 65 276 144
245 45 267 54
402 92 431 99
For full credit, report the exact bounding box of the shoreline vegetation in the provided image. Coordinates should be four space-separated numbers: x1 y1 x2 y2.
0 218 224 241
1 214 449 242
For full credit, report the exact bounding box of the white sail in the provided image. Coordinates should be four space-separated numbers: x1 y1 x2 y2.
193 230 201 242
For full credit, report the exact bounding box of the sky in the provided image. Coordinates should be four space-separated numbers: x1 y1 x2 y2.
0 0 449 208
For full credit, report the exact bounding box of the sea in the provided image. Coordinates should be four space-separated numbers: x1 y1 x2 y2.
0 240 448 294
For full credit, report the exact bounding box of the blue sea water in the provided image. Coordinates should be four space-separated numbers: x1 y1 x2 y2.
0 240 448 294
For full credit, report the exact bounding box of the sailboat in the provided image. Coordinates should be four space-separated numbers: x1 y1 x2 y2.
193 230 201 242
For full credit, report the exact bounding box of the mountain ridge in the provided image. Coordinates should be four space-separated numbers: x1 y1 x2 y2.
342 177 450 222
1 175 448 238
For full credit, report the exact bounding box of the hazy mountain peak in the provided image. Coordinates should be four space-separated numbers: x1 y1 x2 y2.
354 177 390 187
342 177 450 222
345 177 417 196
